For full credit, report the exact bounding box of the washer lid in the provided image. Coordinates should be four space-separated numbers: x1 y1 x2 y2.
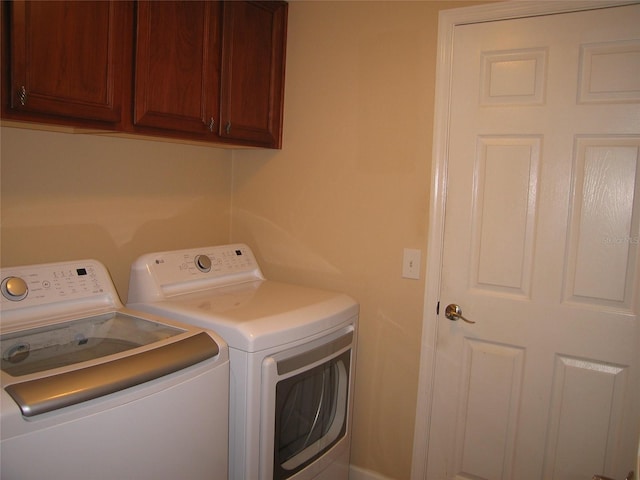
1 312 184 377
1 312 221 416
129 280 359 352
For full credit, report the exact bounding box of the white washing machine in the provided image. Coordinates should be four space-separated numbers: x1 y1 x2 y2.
1 259 229 480
127 243 358 480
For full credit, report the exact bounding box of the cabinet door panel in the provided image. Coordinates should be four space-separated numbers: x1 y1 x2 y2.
220 1 287 148
134 0 221 135
8 0 127 123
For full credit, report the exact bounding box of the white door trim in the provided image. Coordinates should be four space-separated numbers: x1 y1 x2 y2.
410 2 638 479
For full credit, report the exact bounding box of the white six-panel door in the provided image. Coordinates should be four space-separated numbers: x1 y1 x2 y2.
416 3 640 479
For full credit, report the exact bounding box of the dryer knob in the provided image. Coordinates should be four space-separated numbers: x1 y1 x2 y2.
195 255 212 273
1 276 28 301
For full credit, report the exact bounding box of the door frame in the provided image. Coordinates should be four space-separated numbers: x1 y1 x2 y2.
410 1 637 478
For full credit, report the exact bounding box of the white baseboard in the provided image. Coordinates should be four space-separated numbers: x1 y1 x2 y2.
349 465 395 480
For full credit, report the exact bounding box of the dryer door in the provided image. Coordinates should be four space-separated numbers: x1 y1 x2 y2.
262 329 353 480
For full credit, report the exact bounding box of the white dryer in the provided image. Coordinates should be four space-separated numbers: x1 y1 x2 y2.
1 259 229 480
127 243 358 480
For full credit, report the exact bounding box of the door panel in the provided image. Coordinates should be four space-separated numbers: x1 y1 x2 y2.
471 136 540 297
565 137 639 309
455 339 525 479
543 355 629 477
426 4 640 479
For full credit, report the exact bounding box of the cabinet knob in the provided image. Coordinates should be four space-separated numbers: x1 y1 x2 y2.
206 117 215 132
225 121 231 135
18 86 27 106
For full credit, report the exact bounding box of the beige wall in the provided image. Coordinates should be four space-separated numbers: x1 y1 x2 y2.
232 2 485 478
0 127 233 296
1 1 488 479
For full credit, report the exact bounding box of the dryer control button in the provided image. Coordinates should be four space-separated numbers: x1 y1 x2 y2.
194 255 212 273
1 276 29 301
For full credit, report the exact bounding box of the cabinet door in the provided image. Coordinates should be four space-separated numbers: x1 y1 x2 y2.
133 0 221 136
220 1 287 148
6 0 128 124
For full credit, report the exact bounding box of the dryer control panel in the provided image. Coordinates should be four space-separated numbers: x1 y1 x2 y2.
128 244 265 300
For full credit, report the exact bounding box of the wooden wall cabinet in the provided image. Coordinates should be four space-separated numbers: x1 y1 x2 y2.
2 0 130 127
2 0 288 149
220 1 287 148
132 1 222 138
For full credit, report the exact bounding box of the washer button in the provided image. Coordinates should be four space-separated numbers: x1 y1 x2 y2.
2 276 29 301
195 255 212 273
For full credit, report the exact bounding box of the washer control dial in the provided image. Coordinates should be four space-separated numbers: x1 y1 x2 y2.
1 276 29 301
194 255 212 273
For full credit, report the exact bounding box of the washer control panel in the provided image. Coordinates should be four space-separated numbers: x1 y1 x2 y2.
0 260 114 310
